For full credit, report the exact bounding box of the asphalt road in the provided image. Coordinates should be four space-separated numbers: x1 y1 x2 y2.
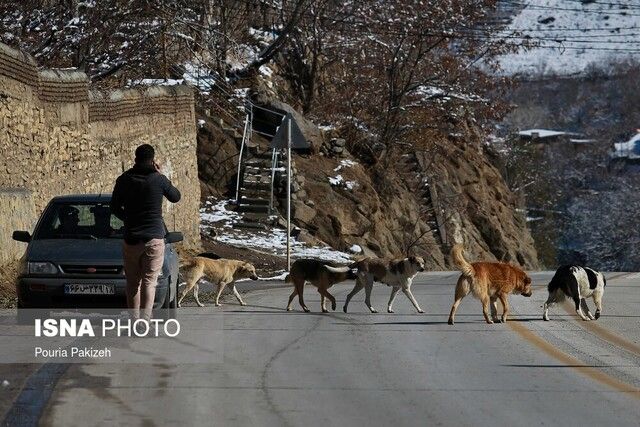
4 272 640 426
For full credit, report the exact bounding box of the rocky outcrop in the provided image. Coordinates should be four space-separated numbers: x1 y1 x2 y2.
251 91 325 153
284 136 538 269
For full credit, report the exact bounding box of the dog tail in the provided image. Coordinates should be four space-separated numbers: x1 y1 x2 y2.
324 265 357 281
349 258 367 269
451 244 474 278
284 273 291 283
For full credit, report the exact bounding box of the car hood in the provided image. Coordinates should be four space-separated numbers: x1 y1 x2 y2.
27 239 124 264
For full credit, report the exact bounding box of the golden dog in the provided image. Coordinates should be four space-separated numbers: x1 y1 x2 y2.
285 259 357 313
178 257 258 307
448 244 532 325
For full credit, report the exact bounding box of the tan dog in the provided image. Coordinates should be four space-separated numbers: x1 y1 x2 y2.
178 257 259 307
285 259 357 313
343 256 426 313
448 244 532 325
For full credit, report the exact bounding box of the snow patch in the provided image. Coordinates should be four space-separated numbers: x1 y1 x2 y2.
328 174 358 190
318 124 335 132
259 65 273 77
334 159 357 172
349 244 362 254
200 198 353 263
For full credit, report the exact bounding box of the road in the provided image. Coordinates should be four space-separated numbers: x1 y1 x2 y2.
3 272 640 426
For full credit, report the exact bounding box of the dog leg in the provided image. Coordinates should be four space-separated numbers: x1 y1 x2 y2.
320 293 328 313
490 296 499 323
448 277 470 325
402 287 424 313
287 287 298 311
387 287 400 313
593 291 603 320
543 290 560 321
581 298 595 320
498 294 509 323
232 283 246 306
193 283 205 307
573 295 589 321
448 298 462 325
364 276 378 313
319 288 336 311
177 279 197 308
343 277 364 313
295 280 310 312
481 296 494 324
215 281 228 307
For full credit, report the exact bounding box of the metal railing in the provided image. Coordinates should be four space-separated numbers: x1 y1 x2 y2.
234 104 253 203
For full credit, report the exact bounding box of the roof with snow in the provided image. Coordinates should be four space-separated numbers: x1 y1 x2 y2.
612 133 640 159
517 129 584 142
519 129 567 138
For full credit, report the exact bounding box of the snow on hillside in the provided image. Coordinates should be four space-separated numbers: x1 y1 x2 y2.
200 198 354 263
497 0 640 76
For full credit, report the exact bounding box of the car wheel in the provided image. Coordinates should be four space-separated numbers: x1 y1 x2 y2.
159 277 177 320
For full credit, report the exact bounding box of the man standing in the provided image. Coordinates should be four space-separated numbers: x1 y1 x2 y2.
111 144 181 320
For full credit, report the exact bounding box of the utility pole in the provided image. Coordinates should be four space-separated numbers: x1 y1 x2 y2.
286 116 292 271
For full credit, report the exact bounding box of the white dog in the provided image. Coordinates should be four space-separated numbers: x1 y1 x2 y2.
343 256 426 313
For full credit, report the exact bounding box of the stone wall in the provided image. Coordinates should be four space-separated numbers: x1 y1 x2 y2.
0 189 36 264
0 42 201 271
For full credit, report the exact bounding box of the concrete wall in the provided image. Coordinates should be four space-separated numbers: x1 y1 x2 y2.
0 42 201 269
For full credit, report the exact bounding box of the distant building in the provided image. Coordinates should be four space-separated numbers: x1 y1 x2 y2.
611 133 640 160
610 132 640 172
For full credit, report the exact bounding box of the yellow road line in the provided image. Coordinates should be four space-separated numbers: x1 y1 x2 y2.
508 321 640 398
560 303 640 357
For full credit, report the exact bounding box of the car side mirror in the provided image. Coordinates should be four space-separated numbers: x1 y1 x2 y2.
165 231 183 244
12 231 31 243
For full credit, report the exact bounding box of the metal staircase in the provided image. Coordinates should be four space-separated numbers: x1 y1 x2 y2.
232 104 287 230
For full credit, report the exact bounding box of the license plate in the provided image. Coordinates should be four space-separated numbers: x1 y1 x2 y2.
64 284 115 295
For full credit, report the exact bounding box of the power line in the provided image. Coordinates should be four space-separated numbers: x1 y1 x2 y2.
563 0 640 9
505 26 640 33
503 1 640 17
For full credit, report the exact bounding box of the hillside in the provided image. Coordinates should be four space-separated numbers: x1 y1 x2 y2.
496 0 640 77
492 1 640 269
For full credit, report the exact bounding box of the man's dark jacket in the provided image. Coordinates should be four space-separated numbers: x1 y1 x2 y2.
111 163 181 244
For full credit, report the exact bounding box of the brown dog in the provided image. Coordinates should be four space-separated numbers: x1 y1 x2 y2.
343 256 426 313
448 244 532 325
285 259 357 313
178 257 259 307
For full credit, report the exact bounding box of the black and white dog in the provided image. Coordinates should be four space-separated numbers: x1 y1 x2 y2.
543 265 606 321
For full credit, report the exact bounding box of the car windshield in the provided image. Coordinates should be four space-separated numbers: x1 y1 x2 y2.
34 202 124 240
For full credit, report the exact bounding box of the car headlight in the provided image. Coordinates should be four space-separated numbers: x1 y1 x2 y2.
28 262 59 275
